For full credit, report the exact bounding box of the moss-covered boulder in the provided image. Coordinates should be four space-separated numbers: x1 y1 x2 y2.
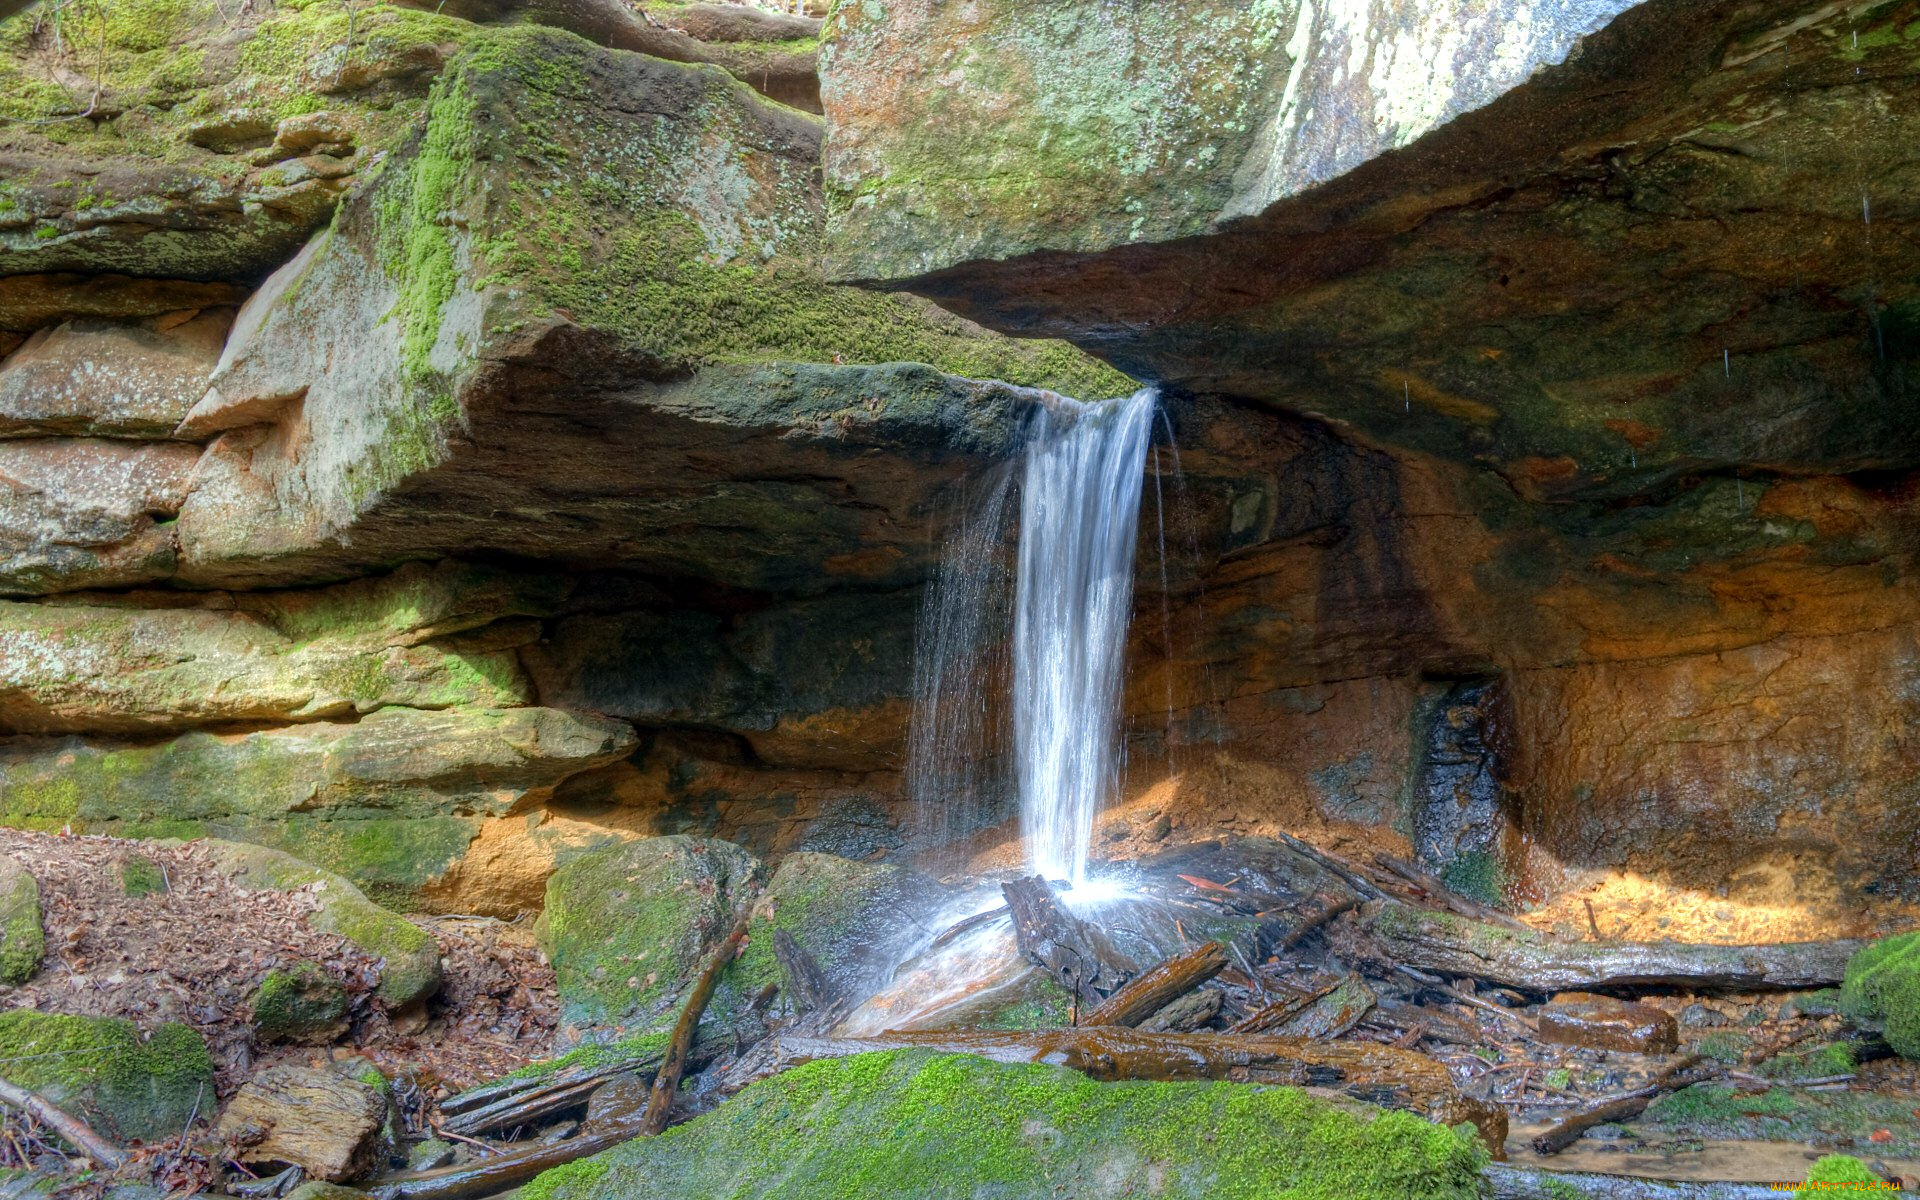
0 0 481 280
172 26 1131 593
717 852 934 1035
252 961 352 1044
0 706 636 902
201 840 442 1009
0 856 43 986
0 560 547 735
540 835 763 1037
1841 931 1920 1058
0 1011 211 1143
522 1049 1487 1200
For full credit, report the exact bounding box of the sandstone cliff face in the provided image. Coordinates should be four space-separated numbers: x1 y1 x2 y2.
1 0 1913 938
0 4 1122 911
819 0 1920 932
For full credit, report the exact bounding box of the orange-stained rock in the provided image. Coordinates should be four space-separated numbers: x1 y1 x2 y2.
1539 992 1679 1054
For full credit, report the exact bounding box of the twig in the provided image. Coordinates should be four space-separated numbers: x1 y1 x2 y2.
0 1077 128 1168
1582 898 1602 941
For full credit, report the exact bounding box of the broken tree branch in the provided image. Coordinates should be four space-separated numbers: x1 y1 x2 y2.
640 903 754 1135
1081 941 1226 1028
0 1077 128 1168
1372 852 1537 934
1002 876 1131 1009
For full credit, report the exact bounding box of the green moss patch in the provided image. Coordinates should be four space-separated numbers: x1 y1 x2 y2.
523 1049 1487 1200
118 853 166 899
1645 1082 1920 1156
1841 931 1920 1058
0 859 43 986
251 961 350 1043
539 836 762 1035
1801 1155 1882 1187
0 1011 211 1143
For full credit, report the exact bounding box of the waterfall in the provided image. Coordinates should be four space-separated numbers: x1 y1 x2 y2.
1013 389 1157 886
908 387 1157 887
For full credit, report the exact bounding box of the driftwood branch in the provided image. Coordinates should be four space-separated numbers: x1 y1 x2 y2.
1081 941 1225 1028
1277 896 1358 951
640 904 754 1135
0 1077 129 1168
1002 876 1130 1009
1530 1055 1712 1155
1266 831 1384 900
1364 902 1863 992
371 1119 641 1200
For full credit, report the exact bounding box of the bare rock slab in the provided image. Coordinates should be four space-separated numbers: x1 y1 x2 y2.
1538 991 1679 1055
0 310 230 439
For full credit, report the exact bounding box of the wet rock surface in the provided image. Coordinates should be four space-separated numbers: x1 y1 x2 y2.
1538 992 1680 1055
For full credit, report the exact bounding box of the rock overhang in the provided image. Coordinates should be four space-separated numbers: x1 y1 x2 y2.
819 0 1920 505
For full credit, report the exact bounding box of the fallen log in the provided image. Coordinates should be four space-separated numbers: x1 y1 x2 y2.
1530 1055 1713 1156
0 1078 128 1168
712 1027 1507 1152
1231 978 1340 1034
1485 1164 1786 1200
1002 876 1131 1009
1080 941 1226 1028
438 1044 667 1128
640 903 754 1135
1362 902 1863 992
1140 988 1223 1032
439 1072 609 1139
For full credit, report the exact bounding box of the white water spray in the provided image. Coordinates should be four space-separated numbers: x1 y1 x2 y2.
1013 389 1157 886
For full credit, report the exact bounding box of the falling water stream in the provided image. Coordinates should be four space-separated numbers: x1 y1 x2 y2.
853 388 1157 1032
1012 389 1158 886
